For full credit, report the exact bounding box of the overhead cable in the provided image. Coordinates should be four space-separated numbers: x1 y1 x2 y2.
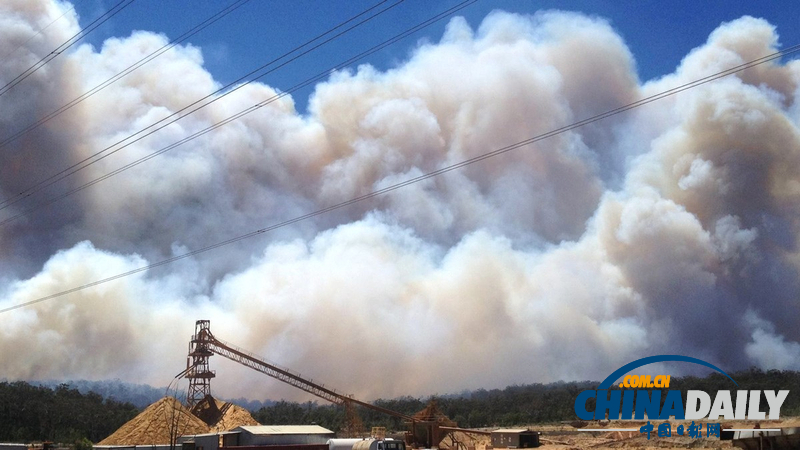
0 0 401 212
0 0 137 98
1 35 796 314
0 4 76 62
0 0 472 228
0 0 254 152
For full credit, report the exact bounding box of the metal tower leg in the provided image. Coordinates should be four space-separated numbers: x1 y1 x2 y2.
186 320 216 407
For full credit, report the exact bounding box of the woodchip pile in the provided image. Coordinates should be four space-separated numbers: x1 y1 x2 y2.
98 395 260 445
99 397 209 445
192 395 260 433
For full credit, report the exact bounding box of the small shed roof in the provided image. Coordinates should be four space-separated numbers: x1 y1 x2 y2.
492 429 532 434
235 425 335 435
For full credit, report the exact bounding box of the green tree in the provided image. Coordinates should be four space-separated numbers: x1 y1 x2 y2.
74 437 93 450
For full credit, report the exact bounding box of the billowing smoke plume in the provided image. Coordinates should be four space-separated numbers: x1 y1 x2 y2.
1 0 800 402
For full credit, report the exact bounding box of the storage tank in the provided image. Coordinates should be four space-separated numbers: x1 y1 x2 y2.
328 438 367 450
352 439 405 450
352 439 375 450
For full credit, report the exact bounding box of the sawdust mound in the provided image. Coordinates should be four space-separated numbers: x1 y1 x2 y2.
414 400 456 427
192 395 259 432
99 397 210 445
210 402 259 432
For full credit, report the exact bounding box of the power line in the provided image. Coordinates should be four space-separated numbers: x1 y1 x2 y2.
0 0 473 228
0 4 76 62
1 40 796 314
0 0 137 98
0 0 254 152
0 0 403 213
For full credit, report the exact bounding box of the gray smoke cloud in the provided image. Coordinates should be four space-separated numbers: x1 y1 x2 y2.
1 1 800 402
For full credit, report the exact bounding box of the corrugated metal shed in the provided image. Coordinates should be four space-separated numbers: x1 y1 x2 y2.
178 433 221 450
236 426 334 435
0 445 28 450
94 446 172 450
224 425 335 447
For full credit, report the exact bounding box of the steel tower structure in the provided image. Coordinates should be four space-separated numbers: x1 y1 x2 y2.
186 319 216 407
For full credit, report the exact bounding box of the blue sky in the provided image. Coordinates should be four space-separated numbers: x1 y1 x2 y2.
71 0 800 114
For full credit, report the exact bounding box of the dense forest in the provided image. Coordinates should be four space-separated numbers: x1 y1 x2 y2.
250 381 593 432
0 382 138 444
2 368 800 444
252 368 800 431
33 379 165 409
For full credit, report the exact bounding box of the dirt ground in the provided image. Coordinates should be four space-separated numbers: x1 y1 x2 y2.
442 417 800 450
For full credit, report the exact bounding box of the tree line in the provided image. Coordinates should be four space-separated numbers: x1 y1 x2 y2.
252 368 800 430
0 381 138 444
251 380 600 430
1 368 799 444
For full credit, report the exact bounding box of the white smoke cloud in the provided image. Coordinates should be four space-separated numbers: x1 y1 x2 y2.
744 310 800 370
1 1 800 403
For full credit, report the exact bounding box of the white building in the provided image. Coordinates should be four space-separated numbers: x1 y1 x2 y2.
221 425 335 447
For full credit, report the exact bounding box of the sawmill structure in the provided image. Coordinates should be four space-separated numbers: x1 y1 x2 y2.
182 320 488 448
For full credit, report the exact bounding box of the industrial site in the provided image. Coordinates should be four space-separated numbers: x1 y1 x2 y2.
3 1 800 450
6 320 783 450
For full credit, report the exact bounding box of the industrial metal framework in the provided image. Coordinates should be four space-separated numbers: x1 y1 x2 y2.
186 320 415 420
183 320 488 446
186 320 216 407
